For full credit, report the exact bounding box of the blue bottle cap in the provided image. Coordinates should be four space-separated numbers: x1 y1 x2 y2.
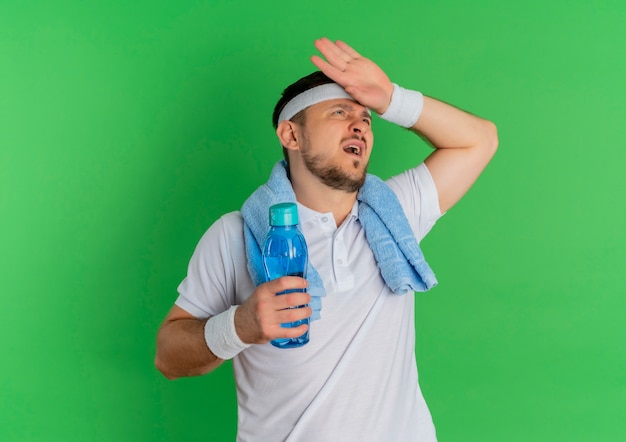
269 202 299 226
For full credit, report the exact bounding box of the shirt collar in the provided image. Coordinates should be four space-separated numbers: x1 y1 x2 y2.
296 200 359 227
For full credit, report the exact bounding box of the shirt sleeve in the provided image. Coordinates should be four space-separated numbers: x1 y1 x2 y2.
175 212 245 318
385 162 444 243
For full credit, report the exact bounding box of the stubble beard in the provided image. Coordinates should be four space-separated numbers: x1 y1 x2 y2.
300 133 368 193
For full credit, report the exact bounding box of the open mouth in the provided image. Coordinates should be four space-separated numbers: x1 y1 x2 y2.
343 144 361 156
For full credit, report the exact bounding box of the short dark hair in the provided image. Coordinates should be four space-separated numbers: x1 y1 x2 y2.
272 71 335 129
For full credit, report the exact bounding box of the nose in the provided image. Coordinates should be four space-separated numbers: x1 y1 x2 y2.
350 117 369 135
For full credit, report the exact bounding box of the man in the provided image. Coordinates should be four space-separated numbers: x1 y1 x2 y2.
155 38 498 441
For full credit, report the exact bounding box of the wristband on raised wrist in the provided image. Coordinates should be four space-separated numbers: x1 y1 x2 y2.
204 305 251 360
378 83 424 128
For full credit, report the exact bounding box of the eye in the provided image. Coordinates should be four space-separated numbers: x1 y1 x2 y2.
362 118 372 125
333 109 346 116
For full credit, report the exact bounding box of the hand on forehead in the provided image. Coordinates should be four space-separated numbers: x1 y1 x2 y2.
310 38 394 115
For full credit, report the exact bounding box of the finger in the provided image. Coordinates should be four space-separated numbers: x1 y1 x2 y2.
314 37 352 67
274 291 311 310
315 37 352 61
310 55 346 83
335 40 361 58
310 54 337 73
275 323 309 340
276 305 312 325
281 276 309 291
311 54 354 90
267 276 308 295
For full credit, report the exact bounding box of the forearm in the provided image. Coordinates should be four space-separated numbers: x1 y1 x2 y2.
154 279 310 380
413 96 497 151
155 317 224 380
412 95 498 213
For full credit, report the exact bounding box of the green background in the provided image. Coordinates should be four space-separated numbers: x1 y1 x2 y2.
1 0 624 441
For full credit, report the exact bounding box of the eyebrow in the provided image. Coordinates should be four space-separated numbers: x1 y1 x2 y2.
329 103 372 119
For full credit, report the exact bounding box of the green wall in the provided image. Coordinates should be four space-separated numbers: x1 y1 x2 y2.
2 0 624 440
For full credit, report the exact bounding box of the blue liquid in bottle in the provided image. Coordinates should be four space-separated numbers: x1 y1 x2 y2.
262 203 309 348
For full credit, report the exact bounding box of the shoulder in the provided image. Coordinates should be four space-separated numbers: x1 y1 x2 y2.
385 164 440 210
206 211 243 235
176 211 248 317
385 163 436 196
194 211 244 254
218 211 244 232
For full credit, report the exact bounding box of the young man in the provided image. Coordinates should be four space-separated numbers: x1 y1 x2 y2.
155 38 498 441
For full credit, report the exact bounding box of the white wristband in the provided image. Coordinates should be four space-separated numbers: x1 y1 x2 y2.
204 305 251 360
378 83 424 128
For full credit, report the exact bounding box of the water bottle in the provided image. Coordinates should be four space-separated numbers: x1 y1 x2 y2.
262 202 310 348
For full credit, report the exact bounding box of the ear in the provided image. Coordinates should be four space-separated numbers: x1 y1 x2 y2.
276 120 301 151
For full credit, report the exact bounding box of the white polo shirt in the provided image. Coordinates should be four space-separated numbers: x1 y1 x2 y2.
176 163 443 442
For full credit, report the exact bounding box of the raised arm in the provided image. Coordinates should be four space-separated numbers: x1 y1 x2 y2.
311 38 498 213
417 97 498 213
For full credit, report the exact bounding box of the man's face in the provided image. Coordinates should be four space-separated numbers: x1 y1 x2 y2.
296 98 374 193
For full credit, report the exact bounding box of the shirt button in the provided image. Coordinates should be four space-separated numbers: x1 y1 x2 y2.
337 259 343 265
321 216 328 223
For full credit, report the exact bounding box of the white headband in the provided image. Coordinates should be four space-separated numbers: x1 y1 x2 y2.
277 83 369 123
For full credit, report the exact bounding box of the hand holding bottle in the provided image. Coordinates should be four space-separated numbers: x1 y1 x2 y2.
234 277 311 345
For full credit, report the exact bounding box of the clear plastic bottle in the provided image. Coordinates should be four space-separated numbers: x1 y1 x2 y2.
262 202 310 348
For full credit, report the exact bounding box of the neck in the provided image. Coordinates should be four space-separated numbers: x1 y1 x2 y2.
290 175 357 227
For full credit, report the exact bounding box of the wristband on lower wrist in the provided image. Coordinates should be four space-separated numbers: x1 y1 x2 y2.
204 305 251 360
378 83 424 128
